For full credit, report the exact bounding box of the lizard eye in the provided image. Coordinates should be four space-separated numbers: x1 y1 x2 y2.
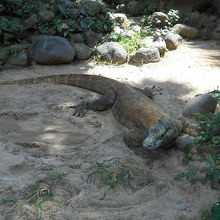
158 131 166 138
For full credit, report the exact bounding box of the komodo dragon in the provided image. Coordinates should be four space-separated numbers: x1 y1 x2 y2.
0 74 182 149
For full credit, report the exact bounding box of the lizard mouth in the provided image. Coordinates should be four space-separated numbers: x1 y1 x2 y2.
143 117 179 149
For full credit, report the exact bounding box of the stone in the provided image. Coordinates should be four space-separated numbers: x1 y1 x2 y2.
84 30 101 48
164 32 182 50
73 43 92 60
32 36 75 65
123 30 136 38
212 24 220 40
148 12 169 27
23 14 38 29
175 135 194 151
126 0 143 16
39 9 55 21
96 42 127 64
111 13 130 28
152 40 167 56
66 8 80 19
172 24 198 39
8 53 29 66
70 34 84 43
175 204 188 211
130 47 160 64
80 0 104 13
113 26 122 34
182 93 217 117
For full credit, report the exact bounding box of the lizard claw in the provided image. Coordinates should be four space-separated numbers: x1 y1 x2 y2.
72 102 88 117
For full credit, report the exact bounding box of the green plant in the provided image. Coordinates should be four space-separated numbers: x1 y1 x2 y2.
3 170 67 209
101 31 152 55
210 89 220 104
200 207 211 220
86 158 133 189
175 111 220 185
167 9 180 27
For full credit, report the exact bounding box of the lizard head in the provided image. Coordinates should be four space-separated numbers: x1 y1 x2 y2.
143 117 179 149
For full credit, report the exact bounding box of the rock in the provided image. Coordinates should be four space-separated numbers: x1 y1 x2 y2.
182 94 217 117
148 12 169 27
152 40 167 56
8 53 29 66
80 0 104 13
201 16 216 29
175 204 188 211
123 30 136 38
126 0 142 16
0 48 9 64
199 28 212 40
23 14 38 29
113 26 122 34
111 13 130 28
39 9 55 21
70 34 84 43
212 24 220 40
175 135 194 151
73 43 92 60
66 8 80 19
32 36 75 65
141 37 166 56
96 42 127 64
130 47 160 64
172 24 198 39
84 30 101 48
164 32 182 50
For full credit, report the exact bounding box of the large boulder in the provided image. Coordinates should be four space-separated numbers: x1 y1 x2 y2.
148 12 169 28
111 13 130 28
130 47 160 64
182 94 217 117
32 36 75 64
84 30 101 48
212 24 220 40
80 0 104 13
8 53 29 66
164 32 182 50
73 43 92 60
96 42 127 64
172 24 198 39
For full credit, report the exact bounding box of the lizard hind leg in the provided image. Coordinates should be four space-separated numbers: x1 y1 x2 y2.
123 127 149 148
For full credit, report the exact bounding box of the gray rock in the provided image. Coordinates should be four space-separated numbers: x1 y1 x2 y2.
66 8 80 19
85 30 101 48
148 12 169 27
149 12 169 25
23 14 38 29
165 32 182 50
172 24 198 39
8 53 29 66
175 204 188 211
152 40 167 56
175 135 194 151
96 42 127 64
182 93 217 117
130 47 160 64
126 0 142 16
39 9 55 21
80 0 104 13
73 43 92 60
111 13 130 28
212 24 220 40
70 34 84 43
32 36 75 65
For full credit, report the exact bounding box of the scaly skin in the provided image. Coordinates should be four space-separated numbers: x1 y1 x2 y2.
0 74 181 149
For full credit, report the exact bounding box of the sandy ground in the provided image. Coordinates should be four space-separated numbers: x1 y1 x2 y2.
0 40 220 220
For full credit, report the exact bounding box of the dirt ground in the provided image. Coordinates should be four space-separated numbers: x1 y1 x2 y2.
0 40 220 220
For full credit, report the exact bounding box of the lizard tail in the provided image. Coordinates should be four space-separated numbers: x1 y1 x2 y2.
0 74 117 94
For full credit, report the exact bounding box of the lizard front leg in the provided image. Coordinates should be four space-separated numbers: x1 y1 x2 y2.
123 127 149 148
72 90 116 117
